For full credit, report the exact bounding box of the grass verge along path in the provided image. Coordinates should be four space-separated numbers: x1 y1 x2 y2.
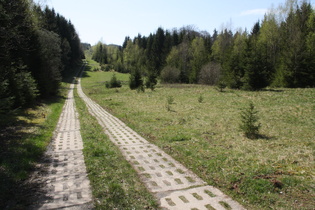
0 75 76 209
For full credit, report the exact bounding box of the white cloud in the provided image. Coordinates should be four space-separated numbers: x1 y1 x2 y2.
240 9 268 16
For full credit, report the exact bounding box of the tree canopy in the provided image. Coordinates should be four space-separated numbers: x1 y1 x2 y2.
0 0 84 112
91 0 314 90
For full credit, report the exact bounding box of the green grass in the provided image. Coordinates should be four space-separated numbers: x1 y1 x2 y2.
87 58 101 69
0 81 72 209
80 62 315 210
74 83 158 209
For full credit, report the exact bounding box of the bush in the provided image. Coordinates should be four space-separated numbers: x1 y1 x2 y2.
106 74 122 88
101 64 112 72
199 62 221 85
160 66 180 83
3 68 38 109
239 102 261 139
0 78 14 113
15 71 39 106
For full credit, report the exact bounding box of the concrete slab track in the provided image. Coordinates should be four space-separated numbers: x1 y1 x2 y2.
30 82 93 209
77 68 245 210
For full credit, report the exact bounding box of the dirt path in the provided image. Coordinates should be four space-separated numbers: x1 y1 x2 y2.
29 80 93 209
77 69 245 210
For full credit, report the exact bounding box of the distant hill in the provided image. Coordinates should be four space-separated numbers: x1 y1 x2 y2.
81 43 91 51
107 44 122 50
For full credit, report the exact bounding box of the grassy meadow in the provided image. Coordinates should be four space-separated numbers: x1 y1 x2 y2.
80 60 314 209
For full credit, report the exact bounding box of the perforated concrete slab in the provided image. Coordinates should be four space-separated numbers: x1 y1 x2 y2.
33 151 92 210
120 144 205 193
85 101 149 146
159 186 245 210
51 130 84 151
77 70 245 210
30 82 93 209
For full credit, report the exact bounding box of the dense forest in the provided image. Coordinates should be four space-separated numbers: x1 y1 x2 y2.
0 0 84 113
1 0 314 114
92 0 315 90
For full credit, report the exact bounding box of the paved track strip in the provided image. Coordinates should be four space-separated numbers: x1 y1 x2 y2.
77 68 245 210
30 78 93 209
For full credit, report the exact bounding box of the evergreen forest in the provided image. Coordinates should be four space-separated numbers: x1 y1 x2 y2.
91 0 315 91
1 0 315 111
0 0 84 112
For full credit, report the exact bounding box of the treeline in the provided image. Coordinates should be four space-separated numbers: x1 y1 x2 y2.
0 0 84 112
92 0 315 90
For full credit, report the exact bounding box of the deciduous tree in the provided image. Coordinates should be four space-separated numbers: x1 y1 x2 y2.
189 37 208 83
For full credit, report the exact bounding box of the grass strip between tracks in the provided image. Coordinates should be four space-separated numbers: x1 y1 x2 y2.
74 83 158 209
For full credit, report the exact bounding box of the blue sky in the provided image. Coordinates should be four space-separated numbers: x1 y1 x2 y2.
35 0 314 46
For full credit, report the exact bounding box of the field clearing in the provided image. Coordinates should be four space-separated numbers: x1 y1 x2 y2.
80 67 315 209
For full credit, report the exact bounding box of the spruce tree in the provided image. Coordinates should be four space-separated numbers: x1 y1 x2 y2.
145 73 157 91
129 69 143 91
0 0 39 109
242 21 269 90
240 102 261 139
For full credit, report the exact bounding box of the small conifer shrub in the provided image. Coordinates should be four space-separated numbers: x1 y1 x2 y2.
129 70 143 91
198 95 204 103
217 81 227 92
106 74 122 88
166 96 174 111
239 101 261 139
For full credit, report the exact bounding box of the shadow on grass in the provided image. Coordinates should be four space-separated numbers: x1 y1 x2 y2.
0 141 56 209
261 88 284 93
80 64 92 78
0 112 48 209
61 62 91 84
257 134 276 140
246 133 276 140
0 91 72 209
0 65 85 208
0 63 100 208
